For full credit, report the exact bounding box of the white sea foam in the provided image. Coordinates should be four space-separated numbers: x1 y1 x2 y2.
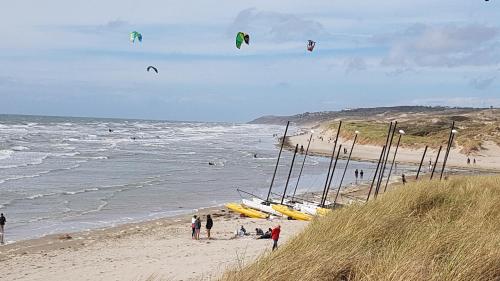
11 146 29 151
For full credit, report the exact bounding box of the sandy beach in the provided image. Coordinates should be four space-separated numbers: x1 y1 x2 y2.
288 131 500 172
0 207 307 281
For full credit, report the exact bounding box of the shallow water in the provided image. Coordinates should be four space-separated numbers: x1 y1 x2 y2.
0 114 411 242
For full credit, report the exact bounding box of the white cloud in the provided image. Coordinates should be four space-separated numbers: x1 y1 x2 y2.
379 24 500 67
228 8 327 42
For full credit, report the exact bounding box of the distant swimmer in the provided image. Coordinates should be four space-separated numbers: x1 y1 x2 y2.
253 153 257 158
208 162 215 166
108 129 113 133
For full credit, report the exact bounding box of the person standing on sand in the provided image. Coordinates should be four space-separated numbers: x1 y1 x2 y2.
206 215 213 239
195 217 202 240
271 225 281 251
191 215 197 239
402 174 407 185
354 169 359 184
0 213 5 244
360 170 364 180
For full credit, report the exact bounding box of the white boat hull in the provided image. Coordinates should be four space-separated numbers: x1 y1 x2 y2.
242 198 283 216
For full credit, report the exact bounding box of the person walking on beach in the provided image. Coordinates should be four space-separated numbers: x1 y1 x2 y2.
206 214 213 239
360 170 364 180
195 217 201 240
467 157 471 165
271 225 281 251
354 169 359 184
402 174 407 185
191 215 197 239
0 213 6 244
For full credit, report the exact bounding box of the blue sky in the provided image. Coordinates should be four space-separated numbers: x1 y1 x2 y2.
1 0 499 122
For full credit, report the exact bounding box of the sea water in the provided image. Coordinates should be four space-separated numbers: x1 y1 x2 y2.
0 114 405 242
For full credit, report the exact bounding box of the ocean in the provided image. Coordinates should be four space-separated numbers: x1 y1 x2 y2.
0 114 390 242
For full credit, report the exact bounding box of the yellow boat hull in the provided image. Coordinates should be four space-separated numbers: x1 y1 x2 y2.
272 204 312 221
316 207 331 216
226 203 268 219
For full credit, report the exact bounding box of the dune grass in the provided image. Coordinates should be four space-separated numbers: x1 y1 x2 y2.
222 176 500 281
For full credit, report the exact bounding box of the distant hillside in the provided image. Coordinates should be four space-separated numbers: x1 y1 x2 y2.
249 106 482 125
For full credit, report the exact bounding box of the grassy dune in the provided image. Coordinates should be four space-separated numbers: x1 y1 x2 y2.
329 118 500 154
222 176 500 281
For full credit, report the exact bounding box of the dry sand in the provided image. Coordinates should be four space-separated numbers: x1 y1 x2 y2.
288 132 500 172
0 208 307 281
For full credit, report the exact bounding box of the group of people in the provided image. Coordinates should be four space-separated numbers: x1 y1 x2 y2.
354 169 364 183
191 214 213 240
247 225 282 251
467 157 477 165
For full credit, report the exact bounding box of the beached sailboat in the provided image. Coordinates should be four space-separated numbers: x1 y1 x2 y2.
272 204 312 221
225 203 269 219
241 198 282 216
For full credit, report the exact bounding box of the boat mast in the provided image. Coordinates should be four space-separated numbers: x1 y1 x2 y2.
321 144 342 207
281 144 299 204
266 121 290 203
291 133 313 202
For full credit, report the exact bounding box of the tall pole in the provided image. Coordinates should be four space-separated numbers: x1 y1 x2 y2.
416 146 428 180
367 145 386 201
266 121 290 202
430 146 442 180
321 145 342 207
320 122 342 203
375 122 396 197
281 144 299 205
333 132 358 207
440 132 456 180
440 122 456 180
321 144 337 204
384 131 404 192
291 134 313 201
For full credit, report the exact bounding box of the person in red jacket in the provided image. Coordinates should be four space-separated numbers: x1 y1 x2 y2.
271 225 281 251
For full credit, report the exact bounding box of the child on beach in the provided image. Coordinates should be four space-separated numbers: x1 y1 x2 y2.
191 215 197 239
206 215 213 239
195 217 201 240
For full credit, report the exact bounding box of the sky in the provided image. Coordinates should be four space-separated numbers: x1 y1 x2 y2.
0 0 499 122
